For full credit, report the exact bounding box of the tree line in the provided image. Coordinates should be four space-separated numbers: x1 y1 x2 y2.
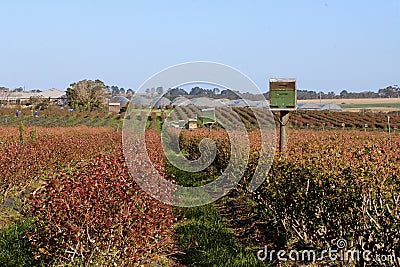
165 85 400 100
296 86 400 100
1 80 398 112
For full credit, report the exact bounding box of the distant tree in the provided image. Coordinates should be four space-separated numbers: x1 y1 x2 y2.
14 87 23 92
156 86 164 95
317 92 327 100
119 88 125 94
213 88 220 95
110 86 119 96
126 88 134 95
361 91 379 98
220 89 240 99
327 91 336 99
29 96 50 110
205 88 214 96
340 90 348 98
190 86 206 96
379 85 400 98
66 79 108 111
145 88 151 94
164 88 188 98
297 90 319 100
337 89 381 99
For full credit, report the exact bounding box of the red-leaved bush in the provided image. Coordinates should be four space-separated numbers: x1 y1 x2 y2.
29 137 176 266
0 126 118 203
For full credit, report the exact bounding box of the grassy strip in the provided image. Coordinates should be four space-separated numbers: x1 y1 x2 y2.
175 205 266 267
169 164 267 266
0 217 39 267
340 103 400 108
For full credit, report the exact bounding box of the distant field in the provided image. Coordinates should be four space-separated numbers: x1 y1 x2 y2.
298 98 400 112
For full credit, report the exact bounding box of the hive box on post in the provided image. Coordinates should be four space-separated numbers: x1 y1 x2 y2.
269 78 297 110
201 108 216 125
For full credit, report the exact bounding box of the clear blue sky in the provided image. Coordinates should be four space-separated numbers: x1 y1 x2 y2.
0 0 399 93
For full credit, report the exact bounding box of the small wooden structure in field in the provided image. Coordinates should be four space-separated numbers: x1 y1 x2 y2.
109 96 130 113
108 102 121 113
202 108 216 126
188 119 198 130
269 78 297 110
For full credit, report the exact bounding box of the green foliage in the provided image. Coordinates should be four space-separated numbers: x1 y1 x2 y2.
19 121 24 143
171 163 267 267
176 205 266 267
28 96 50 110
0 218 39 267
178 129 400 266
255 131 400 265
178 128 231 172
66 79 109 111
29 128 37 141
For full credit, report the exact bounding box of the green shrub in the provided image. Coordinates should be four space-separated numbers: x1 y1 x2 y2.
253 131 400 266
0 218 39 267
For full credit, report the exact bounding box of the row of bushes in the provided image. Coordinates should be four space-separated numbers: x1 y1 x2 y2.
25 129 176 266
177 129 400 266
0 127 118 203
29 153 176 266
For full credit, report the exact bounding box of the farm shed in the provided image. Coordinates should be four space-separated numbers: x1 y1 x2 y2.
320 103 342 111
110 96 130 105
171 96 192 106
0 88 66 106
191 97 224 107
130 96 152 107
151 97 171 108
298 102 321 110
215 98 234 106
109 96 130 113
252 100 269 108
231 99 250 107
231 99 268 108
40 88 66 99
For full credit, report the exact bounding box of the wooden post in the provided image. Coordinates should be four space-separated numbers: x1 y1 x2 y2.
279 111 290 152
388 116 392 148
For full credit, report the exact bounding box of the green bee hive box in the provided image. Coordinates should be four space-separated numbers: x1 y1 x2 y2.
269 78 297 110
